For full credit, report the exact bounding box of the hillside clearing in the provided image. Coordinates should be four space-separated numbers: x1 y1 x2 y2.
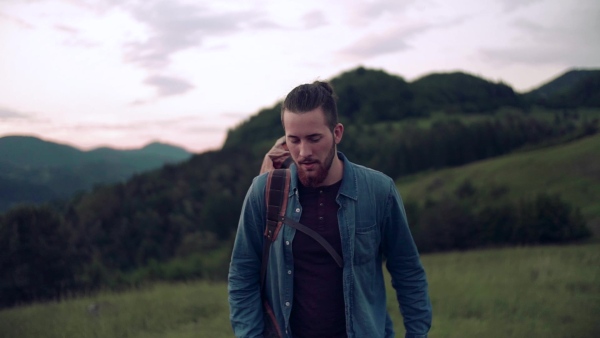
397 134 600 234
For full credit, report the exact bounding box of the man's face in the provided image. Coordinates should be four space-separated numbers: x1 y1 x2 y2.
283 107 342 187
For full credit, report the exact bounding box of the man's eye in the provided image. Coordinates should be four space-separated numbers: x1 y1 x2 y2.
288 139 300 144
309 137 321 143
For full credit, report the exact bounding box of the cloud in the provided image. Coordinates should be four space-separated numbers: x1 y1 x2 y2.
49 115 207 131
53 23 99 48
54 24 78 33
481 44 600 67
121 1 265 70
143 75 195 97
339 32 409 58
480 2 600 66
338 23 434 59
36 117 228 141
220 112 252 119
0 11 34 29
347 0 418 25
250 19 281 29
111 0 281 104
183 126 227 133
130 74 195 105
497 0 544 12
338 5 467 61
39 1 279 104
0 107 29 119
302 10 328 29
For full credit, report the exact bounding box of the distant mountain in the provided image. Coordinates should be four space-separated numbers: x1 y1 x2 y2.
0 136 192 210
0 135 84 167
90 141 191 159
136 142 192 158
524 69 600 108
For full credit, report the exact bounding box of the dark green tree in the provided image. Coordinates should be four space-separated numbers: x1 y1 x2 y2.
0 205 81 307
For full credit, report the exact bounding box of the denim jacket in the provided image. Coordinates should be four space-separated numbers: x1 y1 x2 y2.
228 152 432 338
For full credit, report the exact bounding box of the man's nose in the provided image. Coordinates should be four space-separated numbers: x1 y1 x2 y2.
298 141 312 158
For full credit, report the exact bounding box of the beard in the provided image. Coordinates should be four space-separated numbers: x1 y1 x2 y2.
296 141 336 188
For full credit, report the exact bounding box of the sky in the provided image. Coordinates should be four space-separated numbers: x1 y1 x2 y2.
1 0 599 153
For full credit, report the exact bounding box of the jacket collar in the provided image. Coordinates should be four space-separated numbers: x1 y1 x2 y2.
289 151 358 201
337 152 358 201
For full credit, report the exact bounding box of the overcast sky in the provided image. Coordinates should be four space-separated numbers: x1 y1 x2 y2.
1 0 598 152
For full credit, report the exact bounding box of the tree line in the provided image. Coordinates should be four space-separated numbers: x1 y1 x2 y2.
341 110 598 180
405 181 590 253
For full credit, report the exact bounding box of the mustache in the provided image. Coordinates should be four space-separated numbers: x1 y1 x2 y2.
298 157 320 164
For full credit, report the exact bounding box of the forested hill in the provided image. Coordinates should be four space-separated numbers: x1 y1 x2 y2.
223 67 600 150
0 136 191 210
1 66 598 308
223 67 524 149
524 69 600 108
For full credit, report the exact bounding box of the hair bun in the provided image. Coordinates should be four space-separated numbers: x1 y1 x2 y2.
314 81 334 96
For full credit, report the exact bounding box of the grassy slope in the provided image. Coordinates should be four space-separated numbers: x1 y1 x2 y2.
397 133 600 228
1 243 598 338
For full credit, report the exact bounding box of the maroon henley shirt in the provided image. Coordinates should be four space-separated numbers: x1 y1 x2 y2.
289 179 347 338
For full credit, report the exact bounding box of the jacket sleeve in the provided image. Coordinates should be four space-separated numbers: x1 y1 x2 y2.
381 178 432 338
228 176 267 338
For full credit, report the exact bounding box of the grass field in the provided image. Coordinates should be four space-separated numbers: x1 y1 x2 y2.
397 133 600 234
1 243 598 338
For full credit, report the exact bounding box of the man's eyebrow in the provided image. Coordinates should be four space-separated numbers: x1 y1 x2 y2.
286 133 322 139
307 133 322 138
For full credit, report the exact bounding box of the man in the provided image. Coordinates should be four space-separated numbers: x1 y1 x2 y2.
228 81 432 337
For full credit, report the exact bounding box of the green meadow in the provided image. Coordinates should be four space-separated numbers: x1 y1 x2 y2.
1 243 598 338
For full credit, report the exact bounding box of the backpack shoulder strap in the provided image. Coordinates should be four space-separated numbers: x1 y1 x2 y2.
261 169 290 291
265 169 290 242
259 169 289 338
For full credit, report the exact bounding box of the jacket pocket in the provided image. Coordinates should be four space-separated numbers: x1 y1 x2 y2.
354 222 378 265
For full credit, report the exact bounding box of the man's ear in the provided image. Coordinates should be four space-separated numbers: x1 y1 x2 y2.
333 123 344 145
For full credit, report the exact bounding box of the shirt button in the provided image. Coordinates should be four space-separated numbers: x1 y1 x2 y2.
319 216 323 221
287 270 292 274
285 302 290 307
285 241 290 245
295 208 300 212
319 203 324 207
319 190 323 194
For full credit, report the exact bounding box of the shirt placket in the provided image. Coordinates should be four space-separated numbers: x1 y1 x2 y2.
317 188 325 230
283 189 301 336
